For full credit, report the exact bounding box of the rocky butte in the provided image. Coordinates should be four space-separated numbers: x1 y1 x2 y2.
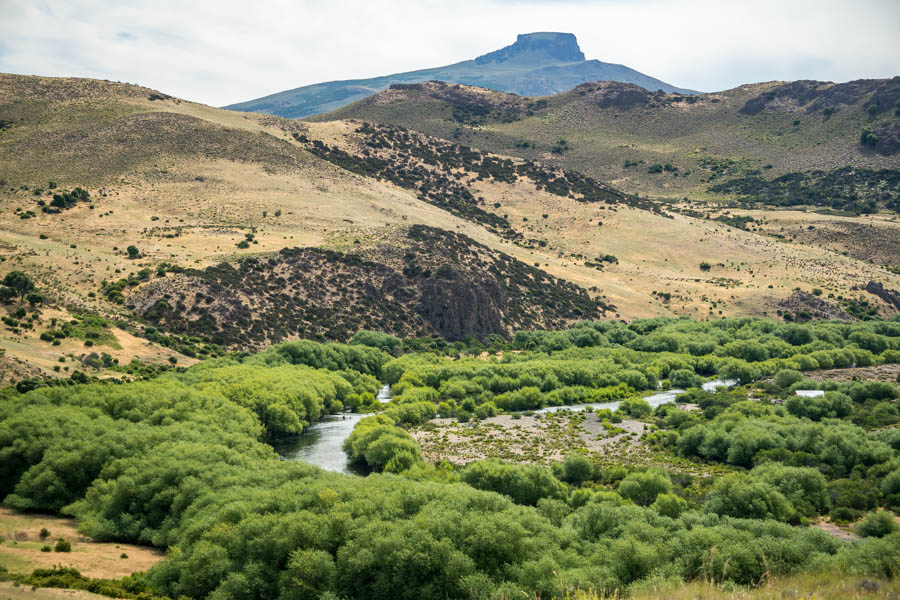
225 32 697 118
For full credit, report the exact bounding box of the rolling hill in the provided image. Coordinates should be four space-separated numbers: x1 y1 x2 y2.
2 73 900 383
224 32 697 118
0 73 618 379
310 78 900 203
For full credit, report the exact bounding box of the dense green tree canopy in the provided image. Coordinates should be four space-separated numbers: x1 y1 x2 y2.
2 318 900 598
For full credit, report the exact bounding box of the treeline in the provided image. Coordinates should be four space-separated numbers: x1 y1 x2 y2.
365 317 900 423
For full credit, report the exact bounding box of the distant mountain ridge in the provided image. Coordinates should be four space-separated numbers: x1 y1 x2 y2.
225 32 697 118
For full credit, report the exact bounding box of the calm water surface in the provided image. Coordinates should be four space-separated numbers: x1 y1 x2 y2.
276 385 392 474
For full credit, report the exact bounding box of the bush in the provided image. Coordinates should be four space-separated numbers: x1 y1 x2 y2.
342 415 423 472
704 473 794 521
830 506 862 523
496 386 542 411
669 368 702 389
650 493 687 518
855 512 898 538
774 369 803 389
785 391 852 421
618 470 672 506
461 459 566 506
474 401 498 420
2 271 35 299
717 359 761 385
860 127 878 146
752 463 829 517
54 538 71 552
618 397 652 418
882 469 900 497
560 454 594 486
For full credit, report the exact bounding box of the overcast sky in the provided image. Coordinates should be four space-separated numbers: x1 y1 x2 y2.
1 0 898 107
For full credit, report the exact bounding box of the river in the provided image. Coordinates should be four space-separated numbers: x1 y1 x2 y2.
273 385 393 474
535 379 736 414
278 380 736 472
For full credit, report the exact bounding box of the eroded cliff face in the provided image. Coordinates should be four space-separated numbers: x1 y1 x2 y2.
474 32 586 65
129 225 610 348
866 281 900 312
416 271 506 341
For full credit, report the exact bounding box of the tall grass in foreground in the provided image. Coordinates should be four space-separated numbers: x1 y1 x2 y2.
549 572 900 600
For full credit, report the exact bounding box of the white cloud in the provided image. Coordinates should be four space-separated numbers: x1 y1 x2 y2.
0 0 897 106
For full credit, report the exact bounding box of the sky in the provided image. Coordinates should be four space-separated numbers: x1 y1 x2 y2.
0 0 898 107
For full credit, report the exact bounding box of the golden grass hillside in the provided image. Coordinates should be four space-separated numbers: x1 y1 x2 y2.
302 119 900 321
310 79 899 199
1 74 899 379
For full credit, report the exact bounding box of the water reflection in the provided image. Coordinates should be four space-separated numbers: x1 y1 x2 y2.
273 414 366 474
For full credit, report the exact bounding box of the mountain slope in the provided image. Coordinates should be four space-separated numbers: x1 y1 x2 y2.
311 78 900 203
3 73 900 383
0 73 620 378
224 32 696 118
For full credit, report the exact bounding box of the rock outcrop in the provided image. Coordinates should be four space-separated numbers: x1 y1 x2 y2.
475 32 585 65
130 225 611 348
777 291 852 322
866 281 900 312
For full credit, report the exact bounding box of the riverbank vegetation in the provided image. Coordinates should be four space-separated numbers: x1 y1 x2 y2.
1 316 899 598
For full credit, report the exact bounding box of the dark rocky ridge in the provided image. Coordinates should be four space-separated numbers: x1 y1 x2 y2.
777 291 852 322
871 122 900 156
572 81 653 109
129 225 611 348
739 77 900 116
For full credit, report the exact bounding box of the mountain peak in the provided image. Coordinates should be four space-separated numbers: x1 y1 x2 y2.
225 31 697 118
475 32 585 65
